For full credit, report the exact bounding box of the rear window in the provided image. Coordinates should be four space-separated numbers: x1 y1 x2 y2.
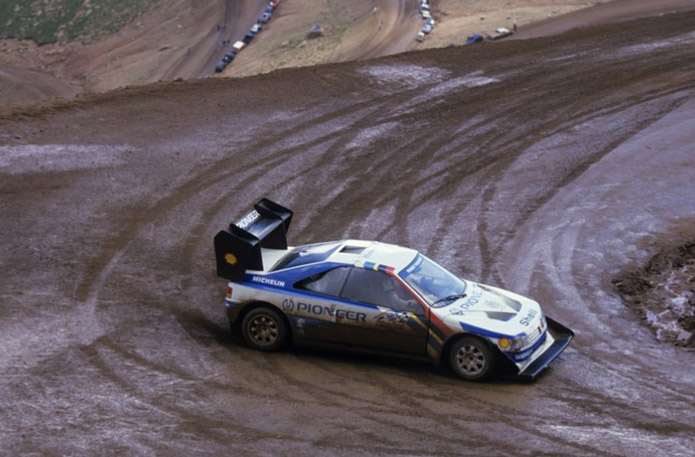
271 242 342 271
296 267 350 297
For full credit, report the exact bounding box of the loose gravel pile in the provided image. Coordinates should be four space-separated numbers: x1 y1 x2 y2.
614 240 695 349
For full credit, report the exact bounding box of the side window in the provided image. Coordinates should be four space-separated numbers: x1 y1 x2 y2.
341 268 421 313
295 267 350 297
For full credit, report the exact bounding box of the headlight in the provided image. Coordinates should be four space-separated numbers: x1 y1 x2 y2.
505 333 535 352
498 336 528 351
498 313 546 352
511 337 528 351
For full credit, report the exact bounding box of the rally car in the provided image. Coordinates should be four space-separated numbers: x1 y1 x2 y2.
214 199 574 381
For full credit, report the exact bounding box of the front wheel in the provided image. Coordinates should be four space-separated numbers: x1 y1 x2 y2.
448 336 496 382
241 307 287 352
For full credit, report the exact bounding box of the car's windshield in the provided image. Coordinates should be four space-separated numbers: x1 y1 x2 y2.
400 254 467 307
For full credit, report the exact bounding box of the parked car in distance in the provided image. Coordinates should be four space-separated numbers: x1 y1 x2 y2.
490 27 514 40
223 51 236 63
465 33 485 45
416 31 425 42
215 60 227 73
259 12 272 23
423 23 433 34
233 40 246 51
251 23 262 33
265 5 275 13
243 32 255 44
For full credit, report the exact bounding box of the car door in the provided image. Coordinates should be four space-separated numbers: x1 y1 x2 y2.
338 268 429 355
292 266 357 344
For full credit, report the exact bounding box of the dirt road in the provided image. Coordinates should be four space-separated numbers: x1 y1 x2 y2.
513 0 695 39
159 0 270 80
330 0 421 61
1 9 695 457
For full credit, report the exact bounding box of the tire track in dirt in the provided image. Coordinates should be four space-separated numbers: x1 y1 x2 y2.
77 72 455 306
99 76 632 456
475 76 695 285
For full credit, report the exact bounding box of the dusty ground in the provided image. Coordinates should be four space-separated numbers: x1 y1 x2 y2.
1 6 695 457
0 0 643 103
0 64 77 105
0 0 262 98
514 0 695 39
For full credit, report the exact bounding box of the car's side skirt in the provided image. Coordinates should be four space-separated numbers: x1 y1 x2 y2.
292 339 435 364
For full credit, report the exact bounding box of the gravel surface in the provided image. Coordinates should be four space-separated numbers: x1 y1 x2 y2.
1 10 695 457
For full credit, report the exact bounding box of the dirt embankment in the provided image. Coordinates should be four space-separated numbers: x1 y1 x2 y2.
614 232 695 348
0 64 77 104
0 0 245 100
3 0 676 104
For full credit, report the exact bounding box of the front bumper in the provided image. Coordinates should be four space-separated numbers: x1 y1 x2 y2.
516 316 574 380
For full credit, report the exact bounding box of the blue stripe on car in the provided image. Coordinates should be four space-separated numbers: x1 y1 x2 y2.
458 321 517 340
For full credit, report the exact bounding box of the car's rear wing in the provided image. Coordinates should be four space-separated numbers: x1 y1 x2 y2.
214 198 293 281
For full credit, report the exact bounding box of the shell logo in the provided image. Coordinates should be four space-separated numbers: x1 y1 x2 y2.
224 253 238 266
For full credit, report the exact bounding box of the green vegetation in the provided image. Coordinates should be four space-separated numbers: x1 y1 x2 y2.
325 0 349 38
0 0 160 45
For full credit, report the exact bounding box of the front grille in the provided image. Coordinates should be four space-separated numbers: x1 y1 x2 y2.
527 325 543 345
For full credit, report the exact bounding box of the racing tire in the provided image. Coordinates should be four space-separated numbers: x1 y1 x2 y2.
241 307 287 352
448 336 496 382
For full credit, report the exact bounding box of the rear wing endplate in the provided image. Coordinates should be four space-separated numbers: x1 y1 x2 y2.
214 198 293 281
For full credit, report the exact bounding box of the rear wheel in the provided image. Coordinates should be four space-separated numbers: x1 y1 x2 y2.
448 336 496 382
241 307 287 352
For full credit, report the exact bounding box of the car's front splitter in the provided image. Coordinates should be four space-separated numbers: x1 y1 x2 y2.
516 316 574 380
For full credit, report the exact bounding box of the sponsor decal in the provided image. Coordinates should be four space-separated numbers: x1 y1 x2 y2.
519 308 538 327
251 276 286 287
363 261 395 273
235 209 261 229
457 285 484 311
224 252 238 266
282 298 295 312
403 255 424 277
428 328 444 345
284 299 367 322
375 311 409 329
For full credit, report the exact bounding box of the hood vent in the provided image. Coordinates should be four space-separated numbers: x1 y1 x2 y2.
340 246 365 254
484 311 516 321
479 284 522 311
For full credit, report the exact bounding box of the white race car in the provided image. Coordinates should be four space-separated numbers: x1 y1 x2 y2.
214 199 574 381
